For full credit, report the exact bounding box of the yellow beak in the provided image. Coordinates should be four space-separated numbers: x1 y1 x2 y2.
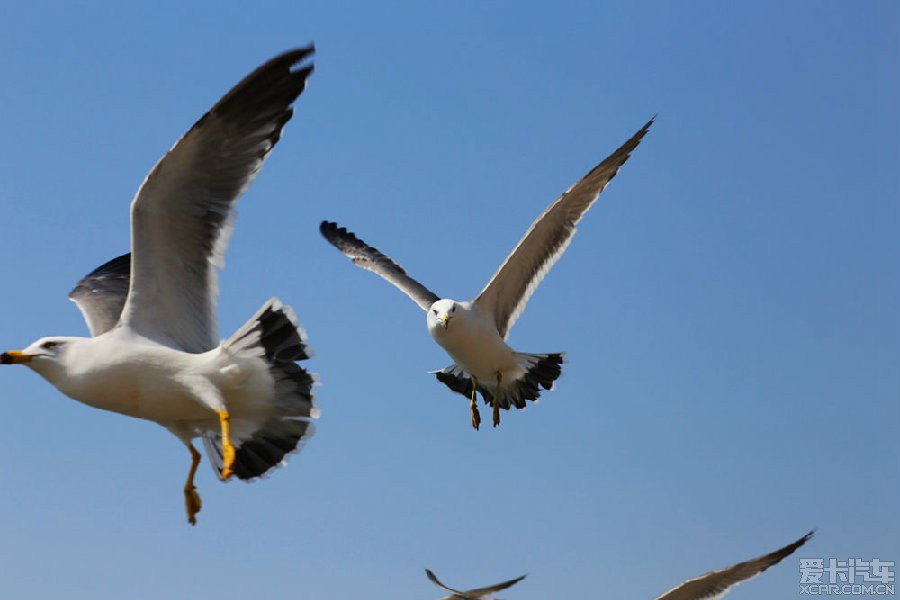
1 350 35 364
439 315 449 329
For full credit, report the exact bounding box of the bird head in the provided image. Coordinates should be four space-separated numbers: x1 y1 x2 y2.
2 337 77 375
427 299 458 333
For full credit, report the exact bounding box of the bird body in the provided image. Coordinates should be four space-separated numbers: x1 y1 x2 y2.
1 47 317 524
15 332 217 422
321 117 652 428
425 569 527 600
17 321 296 434
427 299 525 385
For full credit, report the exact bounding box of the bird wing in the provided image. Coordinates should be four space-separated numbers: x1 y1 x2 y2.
465 573 527 597
118 47 314 352
68 253 131 336
473 118 653 339
652 531 814 600
320 221 441 311
426 569 473 598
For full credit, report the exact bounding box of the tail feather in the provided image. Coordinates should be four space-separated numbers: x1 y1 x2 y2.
205 298 317 481
203 417 313 480
433 352 564 410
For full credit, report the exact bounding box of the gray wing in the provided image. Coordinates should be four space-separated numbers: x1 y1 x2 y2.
118 47 314 352
320 221 441 310
425 569 467 597
465 574 527 597
68 253 131 336
653 531 814 600
473 118 653 339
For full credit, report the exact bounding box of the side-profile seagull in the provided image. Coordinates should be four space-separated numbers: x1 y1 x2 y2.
425 569 526 600
1 47 317 525
651 531 814 600
320 118 652 429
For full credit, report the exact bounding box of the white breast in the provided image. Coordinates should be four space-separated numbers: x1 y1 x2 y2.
428 302 522 381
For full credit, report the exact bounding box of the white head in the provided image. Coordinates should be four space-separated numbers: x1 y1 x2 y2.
1 336 83 380
426 299 460 335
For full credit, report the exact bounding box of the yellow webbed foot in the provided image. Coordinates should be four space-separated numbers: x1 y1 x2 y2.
184 485 202 526
470 399 482 430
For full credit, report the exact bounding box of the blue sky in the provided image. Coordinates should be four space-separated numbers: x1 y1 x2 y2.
0 2 897 599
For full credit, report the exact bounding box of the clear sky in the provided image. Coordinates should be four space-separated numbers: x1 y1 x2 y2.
0 2 897 599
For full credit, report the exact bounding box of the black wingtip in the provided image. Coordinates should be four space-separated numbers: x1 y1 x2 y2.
798 530 816 545
319 220 339 240
633 115 655 142
209 45 315 123
68 252 132 298
268 45 315 84
319 220 356 245
764 530 816 570
593 116 655 187
271 44 315 67
282 46 315 83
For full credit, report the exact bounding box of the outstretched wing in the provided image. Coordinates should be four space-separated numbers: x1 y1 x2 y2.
119 47 314 352
473 118 653 339
425 569 467 596
465 573 527 597
68 253 131 336
320 221 441 310
653 531 814 600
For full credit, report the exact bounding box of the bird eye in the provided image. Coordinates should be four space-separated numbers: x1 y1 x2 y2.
41 341 58 350
450 306 456 313
432 309 438 315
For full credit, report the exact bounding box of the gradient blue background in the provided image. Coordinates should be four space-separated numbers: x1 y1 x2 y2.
0 2 897 598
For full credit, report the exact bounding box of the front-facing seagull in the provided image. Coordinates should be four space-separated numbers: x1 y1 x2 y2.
320 118 652 429
1 47 318 525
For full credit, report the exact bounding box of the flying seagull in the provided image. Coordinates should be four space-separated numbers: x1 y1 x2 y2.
422 531 811 600
652 531 814 600
425 569 526 600
1 47 317 526
320 118 652 429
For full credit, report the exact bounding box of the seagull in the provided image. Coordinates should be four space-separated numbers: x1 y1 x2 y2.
422 531 811 600
320 118 652 429
652 531 814 600
1 47 317 525
425 569 526 600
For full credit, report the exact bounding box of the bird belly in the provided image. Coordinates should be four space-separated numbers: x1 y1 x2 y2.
57 345 218 424
432 322 523 383
71 366 211 424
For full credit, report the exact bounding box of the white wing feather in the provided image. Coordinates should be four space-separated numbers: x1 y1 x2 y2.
652 531 813 600
320 221 441 311
119 47 314 352
473 118 653 339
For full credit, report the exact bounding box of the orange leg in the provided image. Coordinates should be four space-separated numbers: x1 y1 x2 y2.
184 444 203 526
493 372 502 427
470 376 481 431
217 410 236 481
